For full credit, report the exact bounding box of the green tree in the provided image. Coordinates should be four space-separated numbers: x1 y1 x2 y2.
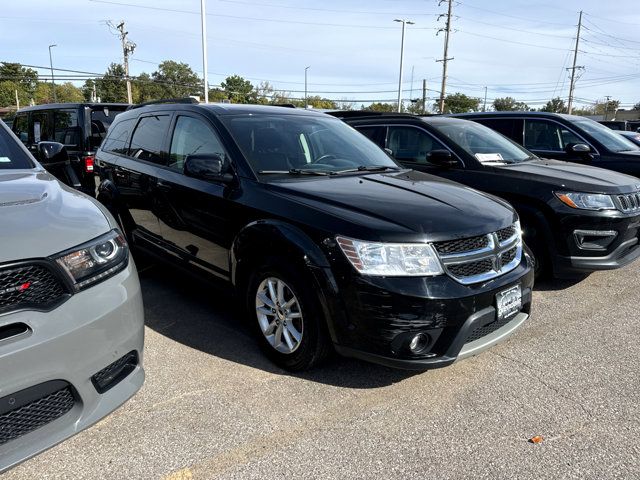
134 72 164 102
593 99 620 116
493 96 529 111
305 96 337 109
540 97 567 113
407 99 426 114
34 81 83 104
208 87 228 102
0 81 29 107
363 102 396 112
437 93 480 114
221 75 257 103
152 60 201 98
0 62 38 98
95 63 127 102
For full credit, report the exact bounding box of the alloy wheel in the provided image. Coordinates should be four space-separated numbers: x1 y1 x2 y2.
255 277 304 354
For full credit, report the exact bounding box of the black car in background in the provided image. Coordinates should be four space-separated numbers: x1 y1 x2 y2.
95 101 534 371
620 131 640 147
453 112 640 178
334 112 640 278
12 103 128 195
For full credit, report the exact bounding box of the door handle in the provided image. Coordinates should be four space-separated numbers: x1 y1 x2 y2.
156 180 171 192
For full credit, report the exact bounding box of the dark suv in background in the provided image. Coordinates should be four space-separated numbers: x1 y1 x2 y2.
12 103 128 195
95 101 534 371
334 111 640 278
454 112 640 178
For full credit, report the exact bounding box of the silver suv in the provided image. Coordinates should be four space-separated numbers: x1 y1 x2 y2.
0 121 145 472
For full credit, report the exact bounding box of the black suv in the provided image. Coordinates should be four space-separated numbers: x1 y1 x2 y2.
334 112 640 278
12 103 128 195
453 111 640 178
95 101 534 371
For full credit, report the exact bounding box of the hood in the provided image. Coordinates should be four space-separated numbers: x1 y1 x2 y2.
0 170 111 262
494 159 640 194
267 170 515 242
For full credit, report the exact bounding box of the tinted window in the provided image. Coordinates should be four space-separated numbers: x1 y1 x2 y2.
54 109 80 148
224 115 397 174
524 119 582 152
128 115 171 164
356 126 386 147
90 106 127 150
169 116 228 171
476 118 523 143
573 118 640 153
101 118 135 155
13 114 29 144
0 126 34 169
387 126 448 164
32 112 51 143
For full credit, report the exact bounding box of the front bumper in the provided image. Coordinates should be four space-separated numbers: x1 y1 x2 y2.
323 253 534 370
0 258 144 473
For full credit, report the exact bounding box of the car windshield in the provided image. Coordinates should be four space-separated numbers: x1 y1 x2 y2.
0 124 34 169
573 118 640 153
223 114 400 175
431 120 533 164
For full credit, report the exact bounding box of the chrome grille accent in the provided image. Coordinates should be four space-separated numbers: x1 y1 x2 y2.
435 223 522 285
616 192 640 213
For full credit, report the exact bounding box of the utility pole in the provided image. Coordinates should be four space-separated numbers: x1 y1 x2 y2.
437 0 454 114
48 44 57 103
422 79 427 114
483 86 488 112
304 66 310 109
116 21 136 104
604 95 611 121
200 0 209 103
15 89 20 110
567 10 583 115
394 19 414 113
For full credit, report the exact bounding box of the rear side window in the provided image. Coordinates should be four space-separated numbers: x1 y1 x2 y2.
129 115 171 165
101 118 135 155
524 119 582 152
32 111 51 143
169 116 228 171
90 106 126 150
0 126 33 169
54 109 80 148
356 126 386 147
13 114 29 144
386 126 448 164
476 118 523 143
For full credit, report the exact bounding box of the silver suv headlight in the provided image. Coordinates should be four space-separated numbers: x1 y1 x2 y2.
336 236 444 276
555 192 615 211
53 229 129 291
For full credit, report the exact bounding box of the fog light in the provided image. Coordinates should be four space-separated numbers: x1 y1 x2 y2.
409 333 430 354
573 229 617 251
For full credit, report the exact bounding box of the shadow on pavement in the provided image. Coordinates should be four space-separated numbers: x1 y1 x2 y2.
138 261 416 389
534 274 590 292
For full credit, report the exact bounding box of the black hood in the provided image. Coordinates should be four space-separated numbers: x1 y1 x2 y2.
494 159 640 194
267 170 516 242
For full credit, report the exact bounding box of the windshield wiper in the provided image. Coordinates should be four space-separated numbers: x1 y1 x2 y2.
258 168 333 176
332 165 403 174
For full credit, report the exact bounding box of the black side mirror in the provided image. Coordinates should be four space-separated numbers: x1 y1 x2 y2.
37 141 69 165
427 149 458 168
184 154 234 182
565 143 593 161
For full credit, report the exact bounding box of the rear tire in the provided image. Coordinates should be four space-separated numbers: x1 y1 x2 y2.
246 260 331 371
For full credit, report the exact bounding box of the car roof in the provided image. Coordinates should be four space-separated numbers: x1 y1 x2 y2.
328 110 473 126
17 103 129 112
451 111 585 121
125 102 329 117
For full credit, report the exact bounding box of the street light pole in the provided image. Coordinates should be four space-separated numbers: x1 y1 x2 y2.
201 0 209 103
48 44 57 103
304 66 310 109
394 19 414 113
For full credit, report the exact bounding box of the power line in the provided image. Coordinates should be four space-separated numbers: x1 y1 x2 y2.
217 0 439 17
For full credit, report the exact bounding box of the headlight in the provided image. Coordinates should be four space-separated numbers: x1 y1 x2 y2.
54 229 129 290
336 236 444 276
555 192 615 211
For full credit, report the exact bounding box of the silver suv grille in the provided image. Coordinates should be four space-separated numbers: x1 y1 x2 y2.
433 223 522 285
616 192 640 213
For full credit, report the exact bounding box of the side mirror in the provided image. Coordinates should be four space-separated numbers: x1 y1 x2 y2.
184 154 234 182
565 143 593 161
384 147 394 157
427 149 458 168
37 141 69 165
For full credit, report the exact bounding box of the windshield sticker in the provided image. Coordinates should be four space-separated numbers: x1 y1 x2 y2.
475 153 505 163
0 157 11 163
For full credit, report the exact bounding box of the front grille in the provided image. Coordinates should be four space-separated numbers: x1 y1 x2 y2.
0 263 67 314
0 387 75 446
617 193 640 213
436 223 522 285
434 235 488 255
465 315 515 343
448 259 493 278
92 351 139 393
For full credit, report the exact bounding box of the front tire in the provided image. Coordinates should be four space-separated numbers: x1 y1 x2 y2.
246 261 330 371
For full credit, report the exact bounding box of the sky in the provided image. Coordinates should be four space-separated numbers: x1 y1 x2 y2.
2 0 639 110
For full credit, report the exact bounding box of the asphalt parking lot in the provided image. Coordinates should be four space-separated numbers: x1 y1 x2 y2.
5 259 640 480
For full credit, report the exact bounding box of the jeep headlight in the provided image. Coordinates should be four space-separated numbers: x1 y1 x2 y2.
54 229 129 290
555 192 615 210
336 236 444 276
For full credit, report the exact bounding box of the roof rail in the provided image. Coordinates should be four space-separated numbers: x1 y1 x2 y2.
127 97 199 110
271 103 297 108
327 110 416 119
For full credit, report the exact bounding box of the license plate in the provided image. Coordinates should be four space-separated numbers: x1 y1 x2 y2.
496 285 522 320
